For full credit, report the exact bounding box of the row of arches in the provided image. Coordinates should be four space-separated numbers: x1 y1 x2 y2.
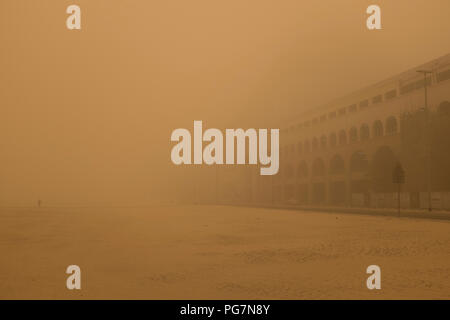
288 117 398 155
282 147 396 180
288 152 369 179
276 146 400 204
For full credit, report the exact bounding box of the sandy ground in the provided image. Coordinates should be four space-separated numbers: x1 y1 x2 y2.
1 205 450 299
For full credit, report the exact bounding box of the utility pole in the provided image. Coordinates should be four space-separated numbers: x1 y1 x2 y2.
393 162 405 216
417 70 433 212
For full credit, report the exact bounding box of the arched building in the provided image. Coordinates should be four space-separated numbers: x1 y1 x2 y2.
251 53 450 209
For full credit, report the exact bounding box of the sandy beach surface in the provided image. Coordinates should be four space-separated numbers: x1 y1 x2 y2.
1 205 449 299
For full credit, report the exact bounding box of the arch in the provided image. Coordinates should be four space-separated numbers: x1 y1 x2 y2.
297 161 308 179
360 124 370 141
339 130 347 145
438 100 450 116
297 142 303 155
312 158 326 177
284 184 295 203
311 159 326 203
329 154 346 175
370 146 398 192
329 133 337 147
297 183 308 204
350 151 369 172
320 135 327 148
304 140 311 152
350 151 370 201
385 116 398 135
285 164 294 179
312 137 319 151
349 127 358 143
312 183 326 204
373 120 384 137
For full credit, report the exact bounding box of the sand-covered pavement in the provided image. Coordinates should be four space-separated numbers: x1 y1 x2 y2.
1 205 449 299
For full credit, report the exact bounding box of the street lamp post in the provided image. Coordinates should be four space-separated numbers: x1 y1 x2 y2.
417 69 433 212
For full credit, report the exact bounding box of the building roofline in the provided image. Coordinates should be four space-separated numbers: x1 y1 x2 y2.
290 52 450 122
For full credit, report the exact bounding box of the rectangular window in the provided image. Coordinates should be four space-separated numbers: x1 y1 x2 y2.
400 78 432 95
400 82 415 94
312 118 319 125
348 104 357 113
320 115 327 122
328 111 337 119
359 100 369 109
414 77 432 89
437 69 450 83
372 95 382 104
338 108 346 116
385 89 397 100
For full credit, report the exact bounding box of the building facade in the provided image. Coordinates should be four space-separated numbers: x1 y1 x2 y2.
249 53 450 210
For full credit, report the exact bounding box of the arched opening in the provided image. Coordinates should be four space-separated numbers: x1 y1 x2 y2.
273 185 282 203
349 127 358 143
312 158 326 176
350 151 370 206
329 133 337 147
297 161 309 204
438 101 450 116
329 154 346 204
430 102 450 192
283 164 295 203
297 142 303 155
304 140 311 152
312 158 326 204
370 146 398 193
385 116 398 135
297 161 308 179
298 183 308 204
285 164 294 179
284 184 295 203
339 130 347 145
360 124 370 141
329 155 345 175
320 135 327 148
284 145 290 157
350 151 369 172
312 137 319 151
373 120 384 137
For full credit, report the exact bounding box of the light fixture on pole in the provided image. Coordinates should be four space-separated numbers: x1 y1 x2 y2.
416 69 433 212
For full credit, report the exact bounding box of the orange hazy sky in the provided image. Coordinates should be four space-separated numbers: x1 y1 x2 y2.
1 0 449 205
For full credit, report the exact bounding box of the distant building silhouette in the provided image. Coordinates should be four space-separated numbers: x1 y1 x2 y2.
247 53 450 210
